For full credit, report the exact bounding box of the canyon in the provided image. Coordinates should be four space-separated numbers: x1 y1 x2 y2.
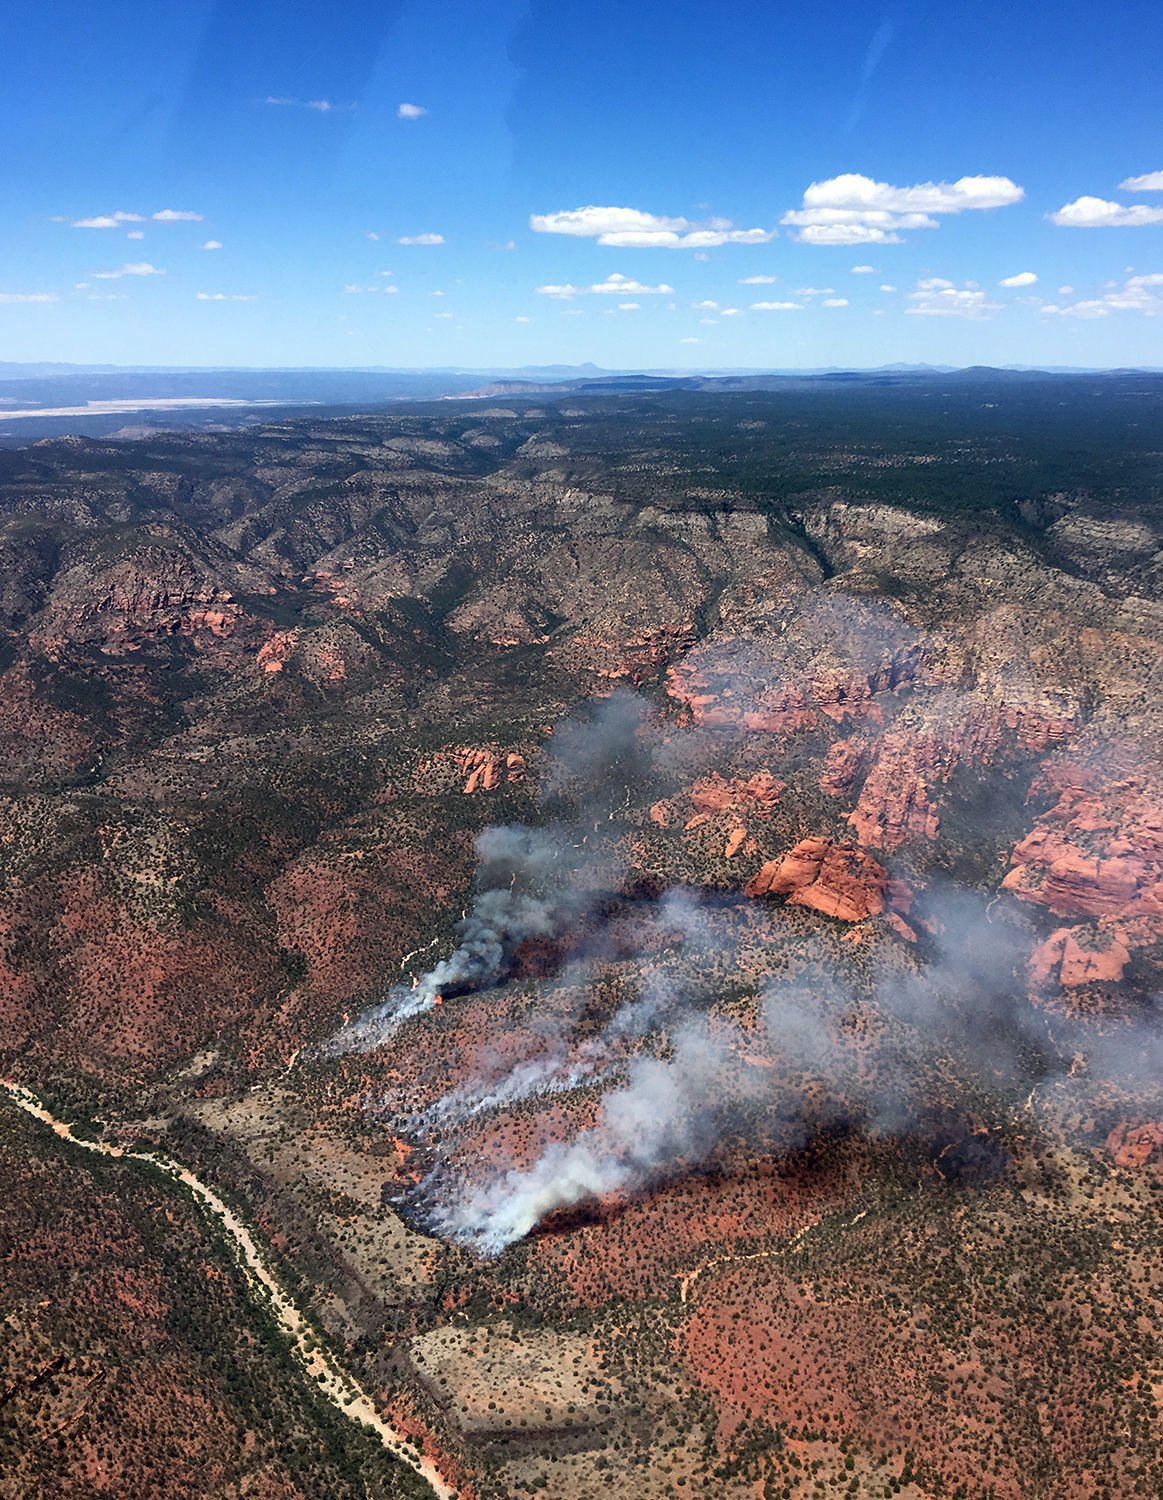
1 381 1162 1498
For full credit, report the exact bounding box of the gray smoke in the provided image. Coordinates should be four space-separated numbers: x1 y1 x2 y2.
327 691 654 1056
421 884 1163 1257
406 887 713 1134
427 1020 749 1255
325 607 1163 1251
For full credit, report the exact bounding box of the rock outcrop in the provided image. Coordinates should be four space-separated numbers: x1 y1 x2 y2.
1106 1120 1163 1169
744 837 914 932
687 770 785 817
1002 762 1163 921
414 747 528 796
1028 925 1132 989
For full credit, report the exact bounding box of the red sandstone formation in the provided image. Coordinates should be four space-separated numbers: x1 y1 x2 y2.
1106 1120 1163 1168
744 836 914 931
1002 764 1163 921
414 747 528 795
257 630 301 673
724 826 748 860
688 770 785 817
1003 757 1163 996
1029 925 1131 989
819 737 869 798
651 770 784 842
837 703 1076 851
665 659 909 734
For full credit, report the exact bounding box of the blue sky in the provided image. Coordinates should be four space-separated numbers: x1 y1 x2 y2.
4 0 1163 368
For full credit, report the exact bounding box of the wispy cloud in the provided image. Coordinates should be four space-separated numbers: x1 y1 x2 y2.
751 299 802 311
1048 195 1163 227
202 240 223 250
195 292 256 301
0 292 58 303
398 232 444 246
783 173 1024 244
850 263 876 273
531 205 775 249
342 283 399 294
1041 272 1163 318
71 211 146 228
90 262 165 279
264 96 354 113
536 272 674 299
68 209 201 227
846 15 895 131
906 276 999 317
738 274 777 285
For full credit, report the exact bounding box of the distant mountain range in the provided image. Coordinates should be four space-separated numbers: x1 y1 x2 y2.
1 361 1160 445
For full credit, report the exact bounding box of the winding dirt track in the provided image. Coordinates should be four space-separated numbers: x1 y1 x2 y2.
1 1079 453 1500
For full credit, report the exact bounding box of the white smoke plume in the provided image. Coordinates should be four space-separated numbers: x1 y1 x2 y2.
412 885 1163 1256
327 691 655 1056
405 887 714 1134
426 1021 749 1255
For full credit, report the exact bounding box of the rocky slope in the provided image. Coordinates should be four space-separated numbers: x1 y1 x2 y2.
2 383 1163 1499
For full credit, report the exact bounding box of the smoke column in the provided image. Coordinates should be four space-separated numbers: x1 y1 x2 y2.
415 887 1163 1257
326 691 653 1055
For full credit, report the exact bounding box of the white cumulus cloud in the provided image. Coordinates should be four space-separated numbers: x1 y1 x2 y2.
397 102 427 119
1048 195 1163 228
530 205 774 249
1000 271 1038 287
850 264 876 273
535 272 674 299
738 274 777 284
906 277 1000 317
153 209 203 222
91 262 165 279
71 211 146 228
1120 171 1163 192
1041 272 1163 318
783 173 1023 244
822 297 849 307
751 300 802 311
202 240 223 250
